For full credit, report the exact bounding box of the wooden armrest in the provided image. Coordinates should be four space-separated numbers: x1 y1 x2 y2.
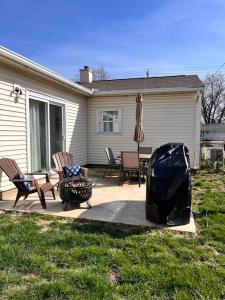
81 167 88 178
25 171 51 176
52 168 61 173
10 178 34 183
52 169 64 181
25 172 50 182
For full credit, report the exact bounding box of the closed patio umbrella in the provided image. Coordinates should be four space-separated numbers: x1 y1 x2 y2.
134 93 144 151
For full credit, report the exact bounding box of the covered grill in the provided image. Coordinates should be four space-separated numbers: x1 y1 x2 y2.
146 143 191 226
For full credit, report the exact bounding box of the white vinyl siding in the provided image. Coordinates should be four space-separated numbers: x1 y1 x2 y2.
0 75 27 191
0 65 87 192
88 93 200 168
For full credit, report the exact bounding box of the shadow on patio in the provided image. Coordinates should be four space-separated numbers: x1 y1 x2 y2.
0 172 196 233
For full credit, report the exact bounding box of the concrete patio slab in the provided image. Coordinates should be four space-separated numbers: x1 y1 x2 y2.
0 176 196 233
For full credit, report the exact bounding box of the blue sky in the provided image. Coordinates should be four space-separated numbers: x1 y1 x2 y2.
1 0 225 79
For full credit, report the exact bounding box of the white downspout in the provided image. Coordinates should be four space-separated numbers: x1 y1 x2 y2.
194 91 202 169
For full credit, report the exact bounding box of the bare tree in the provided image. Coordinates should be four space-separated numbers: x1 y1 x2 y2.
92 66 109 80
202 73 225 124
73 66 109 82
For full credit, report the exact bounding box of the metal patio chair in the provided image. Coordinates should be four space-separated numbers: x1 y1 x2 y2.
120 151 142 187
103 147 121 178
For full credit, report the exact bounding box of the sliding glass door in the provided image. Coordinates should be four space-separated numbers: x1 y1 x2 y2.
29 99 64 172
50 104 63 167
29 99 48 171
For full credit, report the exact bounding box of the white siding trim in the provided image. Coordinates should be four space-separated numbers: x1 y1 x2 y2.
25 89 31 172
65 103 69 152
0 46 92 96
28 89 68 105
93 87 203 96
194 92 202 168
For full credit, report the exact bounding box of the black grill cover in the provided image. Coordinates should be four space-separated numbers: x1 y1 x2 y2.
146 143 191 226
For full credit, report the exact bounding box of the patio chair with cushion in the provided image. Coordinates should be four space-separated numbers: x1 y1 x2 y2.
52 152 88 182
120 151 142 187
103 147 121 178
0 158 55 209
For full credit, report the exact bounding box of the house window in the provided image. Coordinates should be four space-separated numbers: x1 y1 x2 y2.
29 98 65 172
97 108 122 134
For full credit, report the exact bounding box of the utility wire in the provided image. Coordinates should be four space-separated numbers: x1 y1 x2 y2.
107 64 225 79
214 62 225 76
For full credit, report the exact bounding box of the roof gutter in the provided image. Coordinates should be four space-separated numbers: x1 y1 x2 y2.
0 46 93 96
93 86 204 96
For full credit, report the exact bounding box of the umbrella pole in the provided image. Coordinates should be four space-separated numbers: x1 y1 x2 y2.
138 143 140 152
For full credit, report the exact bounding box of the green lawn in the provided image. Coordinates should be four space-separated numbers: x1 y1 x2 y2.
0 172 225 299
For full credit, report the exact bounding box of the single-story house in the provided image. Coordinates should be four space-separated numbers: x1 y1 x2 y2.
201 123 225 141
0 46 203 194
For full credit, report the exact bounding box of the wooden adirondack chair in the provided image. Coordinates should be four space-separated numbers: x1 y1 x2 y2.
0 158 55 209
52 152 88 182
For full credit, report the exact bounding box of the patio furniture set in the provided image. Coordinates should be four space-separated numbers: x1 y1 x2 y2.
0 152 92 210
103 147 152 187
0 146 152 210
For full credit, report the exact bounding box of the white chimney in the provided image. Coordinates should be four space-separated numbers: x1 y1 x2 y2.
80 66 93 83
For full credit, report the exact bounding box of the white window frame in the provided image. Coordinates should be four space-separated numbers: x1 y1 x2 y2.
26 89 66 172
96 107 122 134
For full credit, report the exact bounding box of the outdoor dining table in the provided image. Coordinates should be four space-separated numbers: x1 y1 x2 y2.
116 153 151 159
139 153 152 160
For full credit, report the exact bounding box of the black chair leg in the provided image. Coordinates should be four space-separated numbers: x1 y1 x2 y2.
52 188 56 200
108 167 113 177
103 166 108 178
86 200 91 208
23 194 29 200
119 169 123 186
63 202 69 211
13 191 22 207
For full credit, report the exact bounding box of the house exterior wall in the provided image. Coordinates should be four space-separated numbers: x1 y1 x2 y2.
203 132 225 141
0 64 88 192
87 92 200 168
201 124 225 141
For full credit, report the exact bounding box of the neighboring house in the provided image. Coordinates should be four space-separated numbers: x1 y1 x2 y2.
201 123 225 141
0 46 203 194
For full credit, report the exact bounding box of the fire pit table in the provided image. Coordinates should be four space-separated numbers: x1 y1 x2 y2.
59 176 93 210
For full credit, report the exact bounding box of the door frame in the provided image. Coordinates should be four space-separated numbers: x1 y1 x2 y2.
49 101 65 168
26 89 66 172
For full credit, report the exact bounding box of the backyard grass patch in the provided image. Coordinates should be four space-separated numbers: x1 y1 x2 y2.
0 172 225 299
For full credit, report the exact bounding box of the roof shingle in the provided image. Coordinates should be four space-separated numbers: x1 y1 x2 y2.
79 75 203 92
